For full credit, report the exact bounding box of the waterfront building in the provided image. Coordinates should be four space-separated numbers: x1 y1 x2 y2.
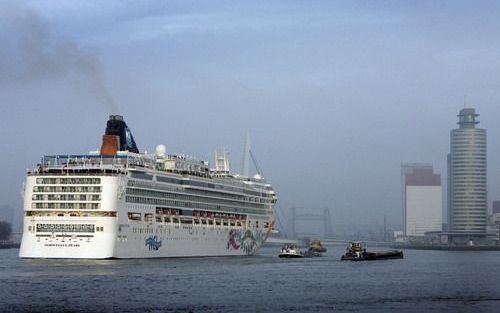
493 201 500 214
492 201 500 242
402 164 442 238
447 108 487 242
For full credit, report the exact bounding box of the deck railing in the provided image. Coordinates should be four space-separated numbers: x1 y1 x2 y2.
33 153 156 174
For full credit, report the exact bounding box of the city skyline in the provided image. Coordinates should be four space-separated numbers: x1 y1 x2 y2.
2 1 500 230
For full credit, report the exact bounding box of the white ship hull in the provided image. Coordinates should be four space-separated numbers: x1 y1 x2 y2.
20 173 274 259
19 222 268 259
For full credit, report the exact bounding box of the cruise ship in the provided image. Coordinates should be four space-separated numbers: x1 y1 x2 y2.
19 115 277 258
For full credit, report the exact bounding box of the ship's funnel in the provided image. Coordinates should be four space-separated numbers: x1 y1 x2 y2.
100 135 119 155
100 115 139 154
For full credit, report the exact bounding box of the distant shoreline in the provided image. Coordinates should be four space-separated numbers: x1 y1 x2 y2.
0 241 20 249
391 244 500 251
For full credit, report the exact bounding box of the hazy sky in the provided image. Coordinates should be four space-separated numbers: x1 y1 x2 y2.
1 1 500 230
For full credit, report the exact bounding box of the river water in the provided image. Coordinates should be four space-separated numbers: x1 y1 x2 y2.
1 245 499 312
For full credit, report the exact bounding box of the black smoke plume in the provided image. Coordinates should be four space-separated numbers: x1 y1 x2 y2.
0 1 119 114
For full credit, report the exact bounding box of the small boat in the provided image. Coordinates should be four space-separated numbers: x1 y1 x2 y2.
303 249 322 257
341 241 364 261
309 240 327 253
278 244 304 258
341 241 403 261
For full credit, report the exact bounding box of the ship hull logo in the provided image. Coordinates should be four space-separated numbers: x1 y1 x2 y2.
227 229 264 255
145 235 162 251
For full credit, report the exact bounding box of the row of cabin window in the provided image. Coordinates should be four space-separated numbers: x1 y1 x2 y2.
128 179 249 202
127 187 269 207
124 195 267 215
35 223 95 233
32 202 100 209
131 173 265 196
128 212 259 227
33 186 102 193
32 194 101 201
131 224 239 235
36 178 101 185
25 211 115 217
128 179 274 200
31 224 104 232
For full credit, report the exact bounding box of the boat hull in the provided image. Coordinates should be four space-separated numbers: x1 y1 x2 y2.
363 250 404 260
19 173 274 259
341 250 404 261
20 220 268 259
278 253 303 258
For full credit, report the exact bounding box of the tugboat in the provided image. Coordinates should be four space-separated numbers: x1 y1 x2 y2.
278 244 304 258
341 241 403 261
309 240 327 253
341 241 363 260
303 249 322 257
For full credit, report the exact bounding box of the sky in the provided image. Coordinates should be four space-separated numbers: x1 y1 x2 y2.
1 0 500 232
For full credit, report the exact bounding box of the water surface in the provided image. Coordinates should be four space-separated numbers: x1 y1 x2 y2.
1 246 499 312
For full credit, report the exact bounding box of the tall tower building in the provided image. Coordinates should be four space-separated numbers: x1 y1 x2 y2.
402 164 442 237
448 108 487 240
